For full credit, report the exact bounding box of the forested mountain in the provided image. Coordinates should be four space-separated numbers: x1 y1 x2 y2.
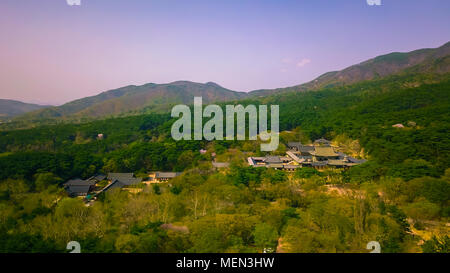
9 42 450 125
0 99 50 120
1 73 448 179
15 81 246 121
249 41 450 96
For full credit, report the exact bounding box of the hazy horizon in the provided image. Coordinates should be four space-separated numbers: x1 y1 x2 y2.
1 0 450 105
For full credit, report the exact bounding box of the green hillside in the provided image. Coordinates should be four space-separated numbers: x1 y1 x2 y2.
8 42 450 127
0 99 50 121
273 74 450 174
14 81 246 122
249 41 450 96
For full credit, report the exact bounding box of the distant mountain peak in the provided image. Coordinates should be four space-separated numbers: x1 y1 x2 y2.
205 81 221 87
250 41 450 96
15 81 246 121
10 41 450 122
0 99 51 120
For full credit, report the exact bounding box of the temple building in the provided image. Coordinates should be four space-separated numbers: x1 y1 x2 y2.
249 139 366 170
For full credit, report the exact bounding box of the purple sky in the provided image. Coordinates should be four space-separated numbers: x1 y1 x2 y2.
0 0 449 105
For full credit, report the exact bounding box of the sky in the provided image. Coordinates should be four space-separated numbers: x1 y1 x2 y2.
0 0 449 105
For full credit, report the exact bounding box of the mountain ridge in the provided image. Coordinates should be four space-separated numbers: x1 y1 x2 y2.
0 99 51 121
9 41 450 122
248 41 450 96
16 81 247 121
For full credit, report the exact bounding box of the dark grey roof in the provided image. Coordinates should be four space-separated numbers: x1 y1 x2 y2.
66 185 92 195
298 145 315 154
107 173 141 186
155 172 181 179
327 160 352 166
120 177 142 185
265 156 282 164
284 165 300 169
299 155 313 161
287 142 302 148
314 138 331 144
64 179 84 186
108 173 134 180
102 180 126 192
311 161 328 167
332 151 367 164
92 174 106 181
347 157 367 164
64 179 96 187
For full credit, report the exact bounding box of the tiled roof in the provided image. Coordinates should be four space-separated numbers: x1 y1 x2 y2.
265 156 282 164
64 179 96 187
287 142 302 148
327 160 353 166
107 173 134 180
93 174 106 181
155 172 181 179
102 180 126 192
311 146 338 157
311 161 328 167
107 173 141 186
347 157 367 164
66 185 92 195
267 163 284 168
298 146 315 153
314 138 331 144
284 165 300 169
